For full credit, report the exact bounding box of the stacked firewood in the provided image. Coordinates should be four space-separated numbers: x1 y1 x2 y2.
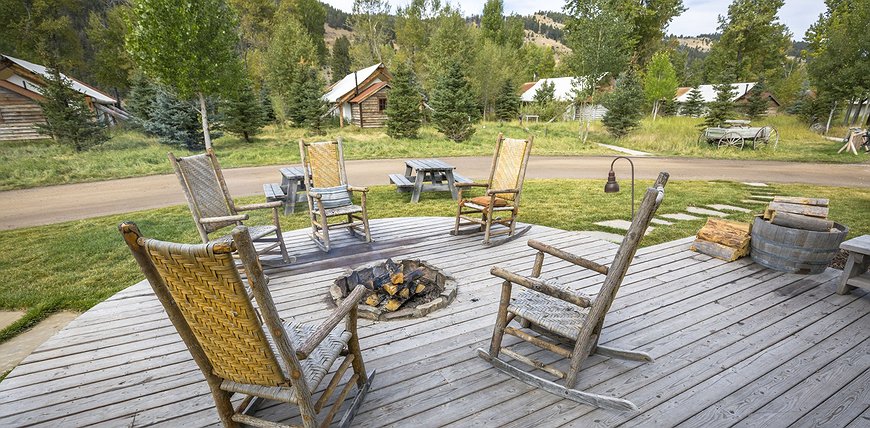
363 259 434 312
762 196 833 232
691 218 752 261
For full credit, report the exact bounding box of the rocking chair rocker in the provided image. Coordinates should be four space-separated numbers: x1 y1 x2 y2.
451 133 533 246
477 172 669 411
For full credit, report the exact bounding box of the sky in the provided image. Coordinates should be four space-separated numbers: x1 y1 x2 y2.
322 0 827 40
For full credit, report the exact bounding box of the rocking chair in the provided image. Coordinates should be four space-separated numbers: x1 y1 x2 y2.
477 172 669 411
299 138 372 252
451 133 533 245
169 149 293 264
119 222 375 428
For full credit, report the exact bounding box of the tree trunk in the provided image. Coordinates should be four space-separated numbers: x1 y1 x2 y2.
825 101 836 135
198 92 212 150
652 100 658 121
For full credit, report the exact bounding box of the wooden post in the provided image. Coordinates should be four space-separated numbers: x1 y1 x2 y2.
339 103 344 127
118 222 238 428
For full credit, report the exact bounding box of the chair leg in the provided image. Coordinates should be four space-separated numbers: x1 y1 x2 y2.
483 207 495 244
489 280 513 357
453 203 463 236
360 204 372 243
272 208 294 264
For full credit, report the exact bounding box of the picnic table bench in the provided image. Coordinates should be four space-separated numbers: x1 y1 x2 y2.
389 159 472 203
263 166 309 214
837 235 870 295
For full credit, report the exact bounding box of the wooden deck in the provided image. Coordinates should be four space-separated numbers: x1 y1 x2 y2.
1 217 868 427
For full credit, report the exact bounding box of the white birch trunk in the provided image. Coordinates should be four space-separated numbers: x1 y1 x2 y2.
198 92 212 150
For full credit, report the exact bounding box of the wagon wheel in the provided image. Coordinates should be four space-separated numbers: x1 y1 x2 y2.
718 131 744 149
752 126 778 150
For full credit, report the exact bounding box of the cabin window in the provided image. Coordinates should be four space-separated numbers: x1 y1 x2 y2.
379 98 387 112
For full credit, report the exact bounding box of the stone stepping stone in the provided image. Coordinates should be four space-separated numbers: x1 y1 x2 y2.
660 213 702 221
741 199 768 204
593 219 654 235
686 207 729 217
749 195 775 200
578 230 624 244
707 204 752 213
651 218 674 226
742 182 769 187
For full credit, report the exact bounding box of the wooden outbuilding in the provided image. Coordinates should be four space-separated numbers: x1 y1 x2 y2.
0 54 128 141
323 63 392 128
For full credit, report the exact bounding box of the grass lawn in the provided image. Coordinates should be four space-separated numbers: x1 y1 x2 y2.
1 179 868 343
1 115 865 191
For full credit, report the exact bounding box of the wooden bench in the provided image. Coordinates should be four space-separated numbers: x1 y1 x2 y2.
389 173 415 191
837 235 870 295
263 183 285 202
452 174 473 184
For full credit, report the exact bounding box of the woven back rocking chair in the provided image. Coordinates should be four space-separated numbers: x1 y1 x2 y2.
169 149 293 264
451 133 533 245
477 172 669 411
119 222 374 428
299 138 372 252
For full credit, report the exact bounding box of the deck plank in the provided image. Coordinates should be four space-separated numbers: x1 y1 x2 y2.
0 217 867 428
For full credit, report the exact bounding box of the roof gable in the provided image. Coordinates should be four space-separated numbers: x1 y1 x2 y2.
349 81 390 104
323 63 389 104
1 54 116 104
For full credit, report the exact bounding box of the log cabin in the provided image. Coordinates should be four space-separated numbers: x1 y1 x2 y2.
323 63 391 128
0 54 128 141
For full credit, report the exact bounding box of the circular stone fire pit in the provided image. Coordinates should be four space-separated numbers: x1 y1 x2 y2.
330 258 456 321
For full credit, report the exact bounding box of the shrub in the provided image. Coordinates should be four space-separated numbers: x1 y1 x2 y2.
36 67 109 151
602 72 644 138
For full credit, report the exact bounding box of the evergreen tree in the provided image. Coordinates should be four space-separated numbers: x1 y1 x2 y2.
385 62 422 138
144 88 221 150
494 80 520 122
126 72 158 129
286 70 309 127
660 97 679 116
682 87 704 117
602 72 644 138
293 67 328 135
533 80 556 105
430 62 479 142
331 36 352 79
36 67 109 152
704 83 735 127
745 82 768 119
222 79 265 142
260 86 277 123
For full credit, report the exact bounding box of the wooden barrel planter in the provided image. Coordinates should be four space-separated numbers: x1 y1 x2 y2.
750 217 848 274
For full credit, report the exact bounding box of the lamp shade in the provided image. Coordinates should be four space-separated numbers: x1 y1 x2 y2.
604 171 620 193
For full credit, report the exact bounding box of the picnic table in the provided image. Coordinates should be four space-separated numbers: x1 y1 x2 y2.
389 159 472 203
698 125 779 150
263 166 308 214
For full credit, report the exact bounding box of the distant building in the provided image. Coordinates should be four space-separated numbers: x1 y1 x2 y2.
323 63 392 128
519 76 608 121
0 54 128 141
675 82 780 115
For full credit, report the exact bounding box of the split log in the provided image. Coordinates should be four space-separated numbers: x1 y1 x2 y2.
772 196 829 207
696 218 751 248
770 211 834 232
691 239 750 262
764 201 829 219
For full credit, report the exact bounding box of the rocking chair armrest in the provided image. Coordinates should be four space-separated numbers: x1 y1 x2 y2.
485 188 519 196
528 240 609 276
491 266 592 308
297 284 367 359
455 182 488 188
199 214 249 224
308 191 323 199
347 185 368 193
236 201 283 211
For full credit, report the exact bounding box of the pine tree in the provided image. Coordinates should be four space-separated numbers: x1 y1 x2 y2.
385 62 422 139
602 72 644 138
660 98 679 116
430 61 480 143
704 83 735 128
126 72 158 130
145 88 221 150
331 36 352 79
294 67 328 135
223 79 266 142
285 70 309 127
682 88 705 117
260 86 277 123
533 80 556 105
745 82 768 119
494 80 520 122
36 67 109 152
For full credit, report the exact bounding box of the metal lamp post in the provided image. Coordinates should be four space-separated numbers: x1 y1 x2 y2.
604 156 635 220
